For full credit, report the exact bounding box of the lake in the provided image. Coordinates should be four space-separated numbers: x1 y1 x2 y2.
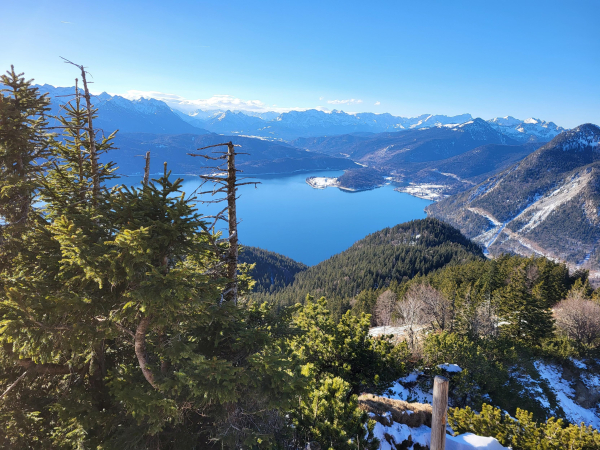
176 171 432 266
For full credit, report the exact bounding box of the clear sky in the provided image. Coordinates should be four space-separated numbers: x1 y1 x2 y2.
1 0 598 128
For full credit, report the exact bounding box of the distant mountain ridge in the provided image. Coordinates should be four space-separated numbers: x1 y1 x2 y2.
36 84 208 135
427 123 600 273
488 116 565 143
33 84 565 142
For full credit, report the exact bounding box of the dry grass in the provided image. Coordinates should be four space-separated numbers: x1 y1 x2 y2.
358 393 432 428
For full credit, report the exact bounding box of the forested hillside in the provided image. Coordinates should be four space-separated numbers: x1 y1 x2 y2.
336 167 386 190
256 218 484 313
239 246 308 293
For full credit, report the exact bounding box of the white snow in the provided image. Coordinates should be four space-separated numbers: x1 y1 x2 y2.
438 363 463 373
571 359 588 370
385 379 433 404
534 361 600 429
487 116 565 142
372 421 507 450
369 325 425 338
305 176 339 189
446 433 507 450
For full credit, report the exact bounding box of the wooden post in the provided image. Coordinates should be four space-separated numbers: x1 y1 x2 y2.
431 375 449 450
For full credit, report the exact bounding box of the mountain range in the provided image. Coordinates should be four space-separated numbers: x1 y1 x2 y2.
427 124 600 273
35 84 565 143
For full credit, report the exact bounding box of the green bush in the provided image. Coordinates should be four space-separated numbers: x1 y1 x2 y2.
423 332 515 407
291 374 379 450
449 404 600 449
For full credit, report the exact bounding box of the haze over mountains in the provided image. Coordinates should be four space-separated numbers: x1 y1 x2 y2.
32 83 600 273
36 84 564 143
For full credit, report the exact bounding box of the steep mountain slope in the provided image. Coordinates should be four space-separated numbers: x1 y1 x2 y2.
239 246 308 294
261 218 484 306
109 133 359 176
427 124 600 272
37 84 208 135
414 143 540 184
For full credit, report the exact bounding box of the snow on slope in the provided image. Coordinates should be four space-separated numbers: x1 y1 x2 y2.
533 361 600 429
512 171 593 234
488 116 565 142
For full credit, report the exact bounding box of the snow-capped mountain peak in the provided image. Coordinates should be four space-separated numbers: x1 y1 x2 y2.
552 123 600 152
487 116 565 143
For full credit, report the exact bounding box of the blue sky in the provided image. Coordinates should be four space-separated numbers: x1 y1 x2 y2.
1 0 598 127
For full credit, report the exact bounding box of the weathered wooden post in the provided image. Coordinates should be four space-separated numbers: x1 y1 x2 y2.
431 375 449 450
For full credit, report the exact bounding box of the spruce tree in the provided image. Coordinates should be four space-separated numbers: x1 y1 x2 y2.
495 266 554 344
0 66 51 270
0 70 302 449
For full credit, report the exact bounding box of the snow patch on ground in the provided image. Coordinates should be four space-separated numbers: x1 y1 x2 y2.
384 373 433 404
571 359 588 370
534 361 600 428
372 420 507 450
305 176 339 189
369 325 425 338
438 363 463 373
395 183 448 200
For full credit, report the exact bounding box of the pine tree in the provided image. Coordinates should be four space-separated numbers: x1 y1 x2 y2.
495 266 554 344
0 66 51 270
0 70 302 449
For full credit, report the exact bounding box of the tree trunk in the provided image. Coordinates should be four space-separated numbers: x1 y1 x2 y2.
135 316 158 389
226 142 238 304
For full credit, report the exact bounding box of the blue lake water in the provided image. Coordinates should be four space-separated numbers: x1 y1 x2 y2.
174 171 432 266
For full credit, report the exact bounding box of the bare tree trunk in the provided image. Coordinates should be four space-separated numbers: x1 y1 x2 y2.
74 79 85 199
143 151 151 186
226 142 238 304
77 66 99 203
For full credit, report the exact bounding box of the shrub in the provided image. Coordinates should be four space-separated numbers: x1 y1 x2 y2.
449 403 600 449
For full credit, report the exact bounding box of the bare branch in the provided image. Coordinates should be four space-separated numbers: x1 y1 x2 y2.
0 370 29 400
16 359 74 375
196 143 241 151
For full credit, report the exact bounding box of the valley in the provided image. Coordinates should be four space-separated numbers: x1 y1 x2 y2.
4 3 600 448
32 82 600 274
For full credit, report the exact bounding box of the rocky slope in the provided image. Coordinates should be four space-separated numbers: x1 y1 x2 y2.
427 124 600 273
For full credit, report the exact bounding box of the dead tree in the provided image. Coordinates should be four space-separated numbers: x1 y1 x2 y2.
143 151 151 186
60 57 100 203
188 142 258 304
